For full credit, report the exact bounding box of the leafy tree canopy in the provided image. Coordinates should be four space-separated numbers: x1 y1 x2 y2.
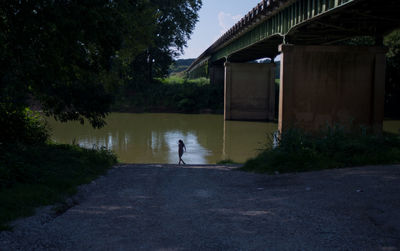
0 0 157 130
128 0 202 82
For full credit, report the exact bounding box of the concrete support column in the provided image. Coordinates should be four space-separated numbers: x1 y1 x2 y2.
209 64 225 86
224 62 276 121
278 45 386 134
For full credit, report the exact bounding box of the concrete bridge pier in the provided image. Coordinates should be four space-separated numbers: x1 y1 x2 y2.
224 62 276 121
278 44 386 134
209 64 225 86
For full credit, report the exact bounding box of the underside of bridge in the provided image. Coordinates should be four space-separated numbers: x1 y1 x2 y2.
207 0 400 65
188 0 400 133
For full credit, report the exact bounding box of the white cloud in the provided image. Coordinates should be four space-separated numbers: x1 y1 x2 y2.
179 46 205 59
218 11 242 35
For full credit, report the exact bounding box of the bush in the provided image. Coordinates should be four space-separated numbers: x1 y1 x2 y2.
158 76 210 86
242 127 400 174
113 77 223 113
0 105 49 145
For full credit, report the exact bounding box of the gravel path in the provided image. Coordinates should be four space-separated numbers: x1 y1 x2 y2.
1 164 400 250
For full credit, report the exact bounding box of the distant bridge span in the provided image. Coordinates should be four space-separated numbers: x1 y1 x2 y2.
187 0 400 133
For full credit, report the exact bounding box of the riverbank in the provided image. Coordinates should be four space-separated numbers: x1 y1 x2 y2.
243 128 400 174
1 164 399 250
0 143 117 230
110 106 223 115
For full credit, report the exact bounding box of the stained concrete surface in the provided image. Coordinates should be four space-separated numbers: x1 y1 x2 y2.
1 164 400 250
279 45 386 133
225 62 275 121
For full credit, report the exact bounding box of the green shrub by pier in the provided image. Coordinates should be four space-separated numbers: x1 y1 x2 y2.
242 126 400 174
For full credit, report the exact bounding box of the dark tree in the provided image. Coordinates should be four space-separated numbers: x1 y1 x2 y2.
131 0 202 81
0 0 156 130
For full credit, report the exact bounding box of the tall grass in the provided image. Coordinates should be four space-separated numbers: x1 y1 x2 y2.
242 126 400 174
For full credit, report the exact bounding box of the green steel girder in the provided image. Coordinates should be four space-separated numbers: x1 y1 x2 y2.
187 0 400 75
187 62 208 79
210 0 354 62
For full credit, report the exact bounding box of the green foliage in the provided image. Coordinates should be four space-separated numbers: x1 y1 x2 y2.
169 58 196 74
384 29 400 118
0 0 156 129
125 0 202 85
113 77 222 113
159 76 209 85
0 143 117 229
385 30 400 67
0 105 48 145
242 127 400 174
158 76 186 85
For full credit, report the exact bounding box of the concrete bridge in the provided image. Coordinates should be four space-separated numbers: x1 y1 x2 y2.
187 0 400 133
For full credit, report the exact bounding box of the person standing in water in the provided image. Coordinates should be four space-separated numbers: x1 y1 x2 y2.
178 139 186 165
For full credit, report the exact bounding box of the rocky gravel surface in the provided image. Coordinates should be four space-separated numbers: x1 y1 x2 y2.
1 164 400 250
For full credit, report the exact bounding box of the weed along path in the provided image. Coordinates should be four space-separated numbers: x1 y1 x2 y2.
1 164 400 250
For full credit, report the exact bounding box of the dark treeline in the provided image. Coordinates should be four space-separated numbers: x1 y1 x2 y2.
113 78 223 113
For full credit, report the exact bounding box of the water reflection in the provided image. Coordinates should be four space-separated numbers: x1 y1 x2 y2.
164 131 211 164
383 120 400 135
223 120 277 161
46 113 400 164
47 113 277 164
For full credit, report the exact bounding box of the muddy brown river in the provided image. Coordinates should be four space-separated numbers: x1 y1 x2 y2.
46 113 400 164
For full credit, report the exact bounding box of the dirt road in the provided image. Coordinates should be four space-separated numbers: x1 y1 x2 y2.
1 164 400 250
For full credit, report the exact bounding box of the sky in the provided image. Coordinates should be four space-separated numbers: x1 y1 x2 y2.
179 0 261 59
